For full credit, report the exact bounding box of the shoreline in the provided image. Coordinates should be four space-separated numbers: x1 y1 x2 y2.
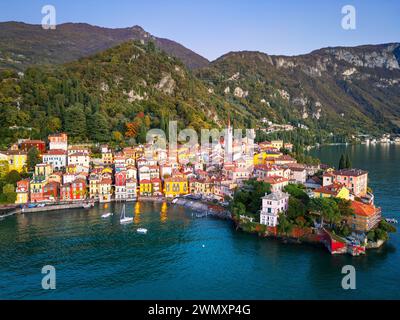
1 197 387 256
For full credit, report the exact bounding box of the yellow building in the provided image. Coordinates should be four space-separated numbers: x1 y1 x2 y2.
271 140 284 150
191 179 213 196
253 151 282 165
15 179 30 204
5 151 27 173
139 180 153 196
35 163 53 178
164 177 189 198
313 183 350 200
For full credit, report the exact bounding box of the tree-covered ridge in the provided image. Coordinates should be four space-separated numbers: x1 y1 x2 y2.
195 44 400 136
0 41 250 147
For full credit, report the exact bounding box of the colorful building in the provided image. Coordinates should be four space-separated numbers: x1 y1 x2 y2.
139 179 153 196
260 191 289 227
49 133 68 151
15 179 30 204
347 201 381 232
314 183 350 200
60 179 87 202
324 169 368 197
21 140 46 153
5 150 27 173
164 177 189 198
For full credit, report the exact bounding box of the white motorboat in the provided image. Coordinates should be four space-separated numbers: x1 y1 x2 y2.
137 228 148 234
120 204 133 224
101 212 113 219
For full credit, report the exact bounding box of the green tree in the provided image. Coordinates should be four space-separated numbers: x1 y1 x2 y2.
287 197 307 220
27 147 40 172
2 184 16 204
0 160 10 178
345 154 352 169
64 104 87 140
309 198 341 227
278 213 293 236
338 154 346 170
4 170 21 185
87 112 110 142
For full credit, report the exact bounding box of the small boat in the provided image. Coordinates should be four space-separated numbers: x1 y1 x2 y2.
82 202 94 209
120 204 133 224
137 228 148 234
101 212 113 219
386 218 398 224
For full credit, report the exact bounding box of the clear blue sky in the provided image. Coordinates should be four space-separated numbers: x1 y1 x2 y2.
0 0 399 61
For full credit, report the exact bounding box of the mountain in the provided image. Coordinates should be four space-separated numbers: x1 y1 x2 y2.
0 40 248 147
196 43 400 135
0 22 209 71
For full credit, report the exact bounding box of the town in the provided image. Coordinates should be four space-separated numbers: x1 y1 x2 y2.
0 125 396 256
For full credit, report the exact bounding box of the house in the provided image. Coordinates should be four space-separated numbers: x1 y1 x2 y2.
126 179 137 200
254 164 284 180
43 181 60 202
313 183 350 200
139 179 152 196
271 140 284 150
115 171 127 201
43 149 67 171
34 163 53 180
138 166 151 182
67 153 90 171
60 179 87 202
48 133 68 151
190 178 214 197
262 176 289 192
227 167 251 183
89 173 101 200
99 177 112 203
324 169 368 197
260 191 289 227
4 150 27 173
347 201 382 232
288 166 307 184
21 140 46 153
15 179 30 204
126 166 137 180
151 178 162 196
164 177 189 198
68 146 90 156
30 176 47 203
273 155 297 165
253 150 282 165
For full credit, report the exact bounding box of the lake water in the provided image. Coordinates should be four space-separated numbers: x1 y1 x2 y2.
0 144 399 300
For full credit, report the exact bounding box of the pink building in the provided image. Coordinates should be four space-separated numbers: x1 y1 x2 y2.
324 169 368 197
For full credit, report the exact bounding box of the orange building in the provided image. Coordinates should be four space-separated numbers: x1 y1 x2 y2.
347 201 381 232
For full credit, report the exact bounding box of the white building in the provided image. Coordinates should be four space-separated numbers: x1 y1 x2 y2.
43 150 67 171
49 133 68 151
260 191 289 227
68 152 90 169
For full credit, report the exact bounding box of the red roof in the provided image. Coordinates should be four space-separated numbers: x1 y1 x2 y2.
351 201 377 217
45 149 66 155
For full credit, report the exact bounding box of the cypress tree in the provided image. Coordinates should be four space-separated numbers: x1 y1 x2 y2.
345 153 352 169
338 154 346 170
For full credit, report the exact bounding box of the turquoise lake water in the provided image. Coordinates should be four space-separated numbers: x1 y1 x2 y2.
0 144 399 299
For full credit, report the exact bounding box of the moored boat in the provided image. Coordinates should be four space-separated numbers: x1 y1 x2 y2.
120 204 133 224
